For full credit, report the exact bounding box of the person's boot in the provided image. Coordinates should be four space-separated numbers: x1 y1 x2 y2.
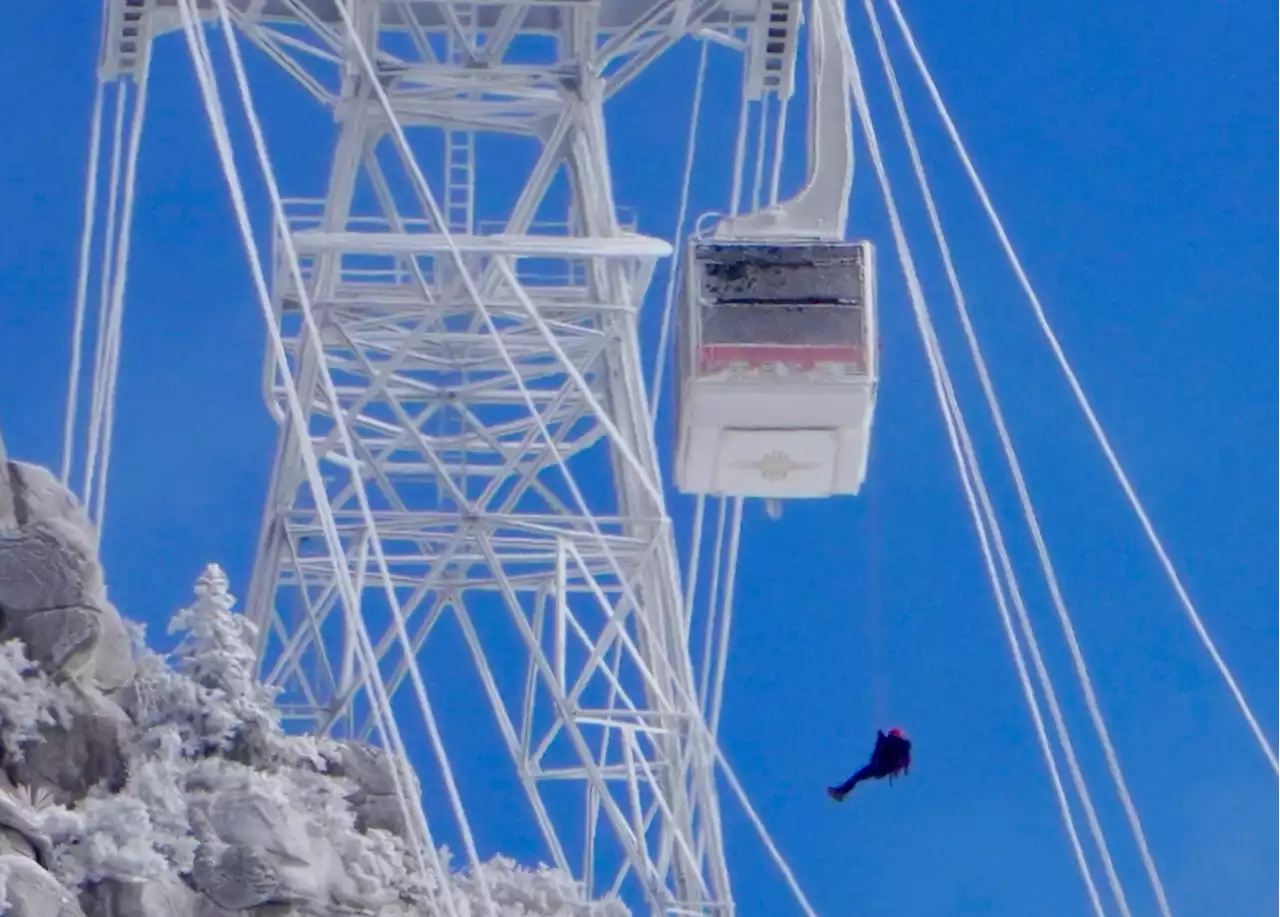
826 786 847 802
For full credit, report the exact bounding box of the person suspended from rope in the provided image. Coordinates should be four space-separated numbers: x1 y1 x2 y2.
827 727 911 801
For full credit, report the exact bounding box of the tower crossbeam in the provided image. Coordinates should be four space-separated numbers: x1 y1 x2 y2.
185 1 741 913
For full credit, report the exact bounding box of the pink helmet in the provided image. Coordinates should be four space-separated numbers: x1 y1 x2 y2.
887 727 905 738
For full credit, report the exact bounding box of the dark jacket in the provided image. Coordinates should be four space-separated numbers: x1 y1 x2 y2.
870 730 911 777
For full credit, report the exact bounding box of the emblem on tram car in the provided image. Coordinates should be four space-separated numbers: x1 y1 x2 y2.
731 450 821 481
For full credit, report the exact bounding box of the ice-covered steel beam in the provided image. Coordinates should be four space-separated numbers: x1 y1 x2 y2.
96 1 744 913
104 0 754 78
289 229 672 258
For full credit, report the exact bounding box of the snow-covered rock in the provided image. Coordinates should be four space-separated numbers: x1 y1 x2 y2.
191 784 320 909
78 875 200 917
7 683 129 805
1 463 92 540
0 856 82 917
0 788 53 869
0 439 14 531
0 449 133 698
0 444 628 917
0 522 103 619
324 741 420 837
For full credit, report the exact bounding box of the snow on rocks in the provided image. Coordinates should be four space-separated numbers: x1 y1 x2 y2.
77 875 200 917
0 784 54 869
0 443 133 696
0 523 103 622
322 741 421 837
7 682 130 806
0 443 628 917
0 855 84 917
0 439 12 530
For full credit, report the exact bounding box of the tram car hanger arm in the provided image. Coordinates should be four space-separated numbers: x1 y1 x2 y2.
715 0 853 243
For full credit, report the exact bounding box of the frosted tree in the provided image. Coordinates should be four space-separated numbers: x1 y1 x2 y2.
168 564 261 698
450 855 630 917
135 563 302 763
0 638 71 762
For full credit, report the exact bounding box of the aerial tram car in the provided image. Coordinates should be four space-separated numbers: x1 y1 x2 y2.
674 0 877 502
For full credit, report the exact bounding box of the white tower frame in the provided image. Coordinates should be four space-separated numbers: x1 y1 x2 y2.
88 1 781 914
62 4 1278 917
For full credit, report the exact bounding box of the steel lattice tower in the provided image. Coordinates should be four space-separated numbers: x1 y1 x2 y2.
87 1 769 914
64 5 1277 917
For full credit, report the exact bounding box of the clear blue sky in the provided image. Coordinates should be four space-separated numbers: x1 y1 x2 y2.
1 4 1275 916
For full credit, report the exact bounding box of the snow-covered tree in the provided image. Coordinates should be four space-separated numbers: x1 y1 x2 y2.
125 563 323 769
450 855 630 917
168 564 261 702
161 563 286 763
0 638 71 762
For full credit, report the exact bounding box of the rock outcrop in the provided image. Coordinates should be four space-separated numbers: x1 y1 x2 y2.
0 437 625 917
0 449 133 699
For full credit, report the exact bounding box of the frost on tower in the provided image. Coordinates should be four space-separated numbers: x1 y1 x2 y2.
93 0 754 913
77 2 1278 916
86 0 871 912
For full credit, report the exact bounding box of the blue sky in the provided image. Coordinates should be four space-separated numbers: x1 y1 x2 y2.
1 3 1275 916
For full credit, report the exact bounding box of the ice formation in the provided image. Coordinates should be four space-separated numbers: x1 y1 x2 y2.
0 435 627 917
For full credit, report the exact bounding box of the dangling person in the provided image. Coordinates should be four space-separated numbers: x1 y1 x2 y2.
827 727 911 801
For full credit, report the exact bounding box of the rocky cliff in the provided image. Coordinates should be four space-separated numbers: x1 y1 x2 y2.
0 437 625 917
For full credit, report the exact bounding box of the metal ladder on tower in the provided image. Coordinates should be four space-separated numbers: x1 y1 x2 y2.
445 2 477 235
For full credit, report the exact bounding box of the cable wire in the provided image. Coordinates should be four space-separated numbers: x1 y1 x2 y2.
93 59 153 536
887 0 1277 777
62 77 107 488
650 38 709 425
841 11 1110 912
862 6 1167 914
